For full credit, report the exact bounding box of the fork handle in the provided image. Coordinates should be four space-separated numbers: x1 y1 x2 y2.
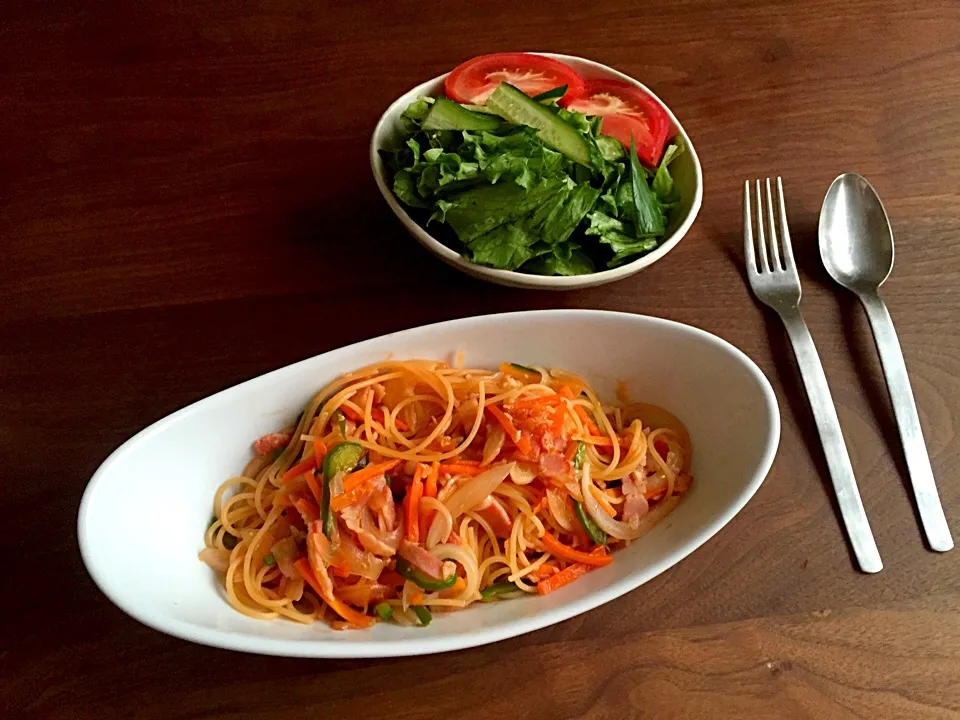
781 309 884 573
859 291 953 552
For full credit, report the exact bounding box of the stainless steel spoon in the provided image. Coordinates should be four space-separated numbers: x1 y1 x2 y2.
819 173 953 552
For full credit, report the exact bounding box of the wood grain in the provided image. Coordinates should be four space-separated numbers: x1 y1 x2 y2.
3 0 960 717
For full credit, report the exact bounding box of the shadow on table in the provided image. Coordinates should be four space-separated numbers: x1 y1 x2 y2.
281 183 594 345
708 219 873 570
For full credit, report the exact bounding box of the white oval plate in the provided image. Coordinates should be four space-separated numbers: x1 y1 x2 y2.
78 310 778 658
370 53 704 290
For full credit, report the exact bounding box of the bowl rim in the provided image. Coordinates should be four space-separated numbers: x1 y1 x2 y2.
370 52 704 289
78 309 779 658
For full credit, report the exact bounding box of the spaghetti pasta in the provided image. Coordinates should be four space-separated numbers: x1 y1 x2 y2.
200 357 693 629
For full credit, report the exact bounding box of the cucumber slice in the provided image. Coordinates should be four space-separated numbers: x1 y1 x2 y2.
532 85 568 103
487 83 593 167
422 98 502 131
461 103 504 116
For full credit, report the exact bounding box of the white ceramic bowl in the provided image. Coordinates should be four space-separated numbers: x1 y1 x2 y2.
371 53 703 290
78 310 778 658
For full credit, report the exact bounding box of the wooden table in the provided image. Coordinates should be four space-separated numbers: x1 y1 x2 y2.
4 0 960 717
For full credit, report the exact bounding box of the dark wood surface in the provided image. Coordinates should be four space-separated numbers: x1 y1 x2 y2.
3 0 960 717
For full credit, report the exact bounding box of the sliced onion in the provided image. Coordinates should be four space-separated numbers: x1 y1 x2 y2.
546 488 576 532
269 536 299 578
337 582 392 607
443 462 514 518
509 462 538 485
423 497 453 549
306 528 336 597
335 530 386 581
581 462 680 541
329 471 345 499
198 547 230 573
342 503 400 557
437 477 459 503
282 575 304 602
481 423 506 466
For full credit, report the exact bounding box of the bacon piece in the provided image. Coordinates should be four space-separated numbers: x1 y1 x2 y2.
474 496 512 538
253 432 293 455
398 539 443 580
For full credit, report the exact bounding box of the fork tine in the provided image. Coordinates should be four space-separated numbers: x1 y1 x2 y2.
776 177 796 270
765 178 782 271
754 180 770 273
744 181 757 274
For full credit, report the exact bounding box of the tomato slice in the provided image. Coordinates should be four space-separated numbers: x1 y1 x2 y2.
445 53 586 106
562 80 670 166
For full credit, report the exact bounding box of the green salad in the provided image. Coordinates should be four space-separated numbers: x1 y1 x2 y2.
381 82 684 276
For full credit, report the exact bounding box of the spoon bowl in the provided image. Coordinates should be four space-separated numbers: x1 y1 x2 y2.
819 173 895 292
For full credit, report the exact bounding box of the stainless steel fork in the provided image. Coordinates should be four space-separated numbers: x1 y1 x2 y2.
745 178 883 573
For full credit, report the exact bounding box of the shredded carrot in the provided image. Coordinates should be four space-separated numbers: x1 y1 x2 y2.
294 558 374 628
282 455 318 484
574 406 602 436
314 437 327 464
330 478 387 512
340 404 363 423
439 463 484 476
421 461 441 538
446 458 480 467
588 484 617 517
559 386 602 436
509 394 563 411
550 402 567 438
304 472 324 510
564 443 579 460
406 464 424 542
424 462 439 499
535 563 559 578
536 562 592 595
541 532 613 566
379 409 409 432
486 405 532 455
342 459 402 494
409 590 424 605
293 497 320 524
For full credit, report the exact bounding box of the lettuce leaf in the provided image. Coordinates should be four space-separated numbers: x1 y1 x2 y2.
443 178 566 244
523 247 595 275
652 138 685 205
385 92 677 275
467 224 545 270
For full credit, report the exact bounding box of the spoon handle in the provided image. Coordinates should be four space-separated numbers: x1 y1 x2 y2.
859 292 954 551
781 309 883 573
